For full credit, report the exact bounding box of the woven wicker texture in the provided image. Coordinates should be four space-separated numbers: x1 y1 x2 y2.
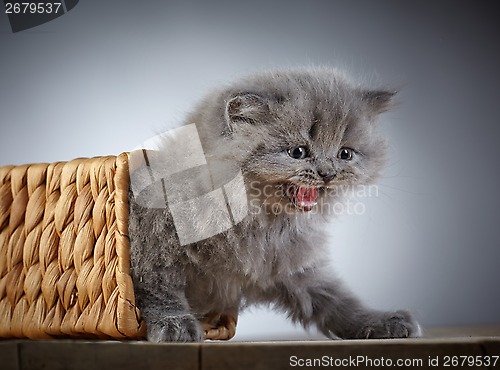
0 153 146 339
0 152 237 341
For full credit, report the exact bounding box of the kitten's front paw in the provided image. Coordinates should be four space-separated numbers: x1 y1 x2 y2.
147 314 203 342
358 310 421 339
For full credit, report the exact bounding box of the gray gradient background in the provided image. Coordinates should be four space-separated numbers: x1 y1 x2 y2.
1 1 499 340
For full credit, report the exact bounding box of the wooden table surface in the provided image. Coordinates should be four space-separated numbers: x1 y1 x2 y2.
2 325 500 370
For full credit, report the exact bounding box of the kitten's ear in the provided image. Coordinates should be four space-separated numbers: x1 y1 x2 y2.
361 89 398 115
225 93 270 125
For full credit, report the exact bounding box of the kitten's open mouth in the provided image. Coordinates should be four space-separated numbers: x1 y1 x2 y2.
285 184 319 212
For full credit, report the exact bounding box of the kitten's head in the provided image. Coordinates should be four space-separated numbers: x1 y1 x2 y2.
198 67 395 215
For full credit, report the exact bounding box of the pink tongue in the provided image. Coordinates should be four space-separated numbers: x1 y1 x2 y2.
296 186 318 205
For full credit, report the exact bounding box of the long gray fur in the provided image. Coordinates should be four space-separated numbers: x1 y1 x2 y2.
128 67 421 342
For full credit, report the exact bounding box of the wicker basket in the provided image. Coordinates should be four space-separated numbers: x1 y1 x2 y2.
0 153 236 340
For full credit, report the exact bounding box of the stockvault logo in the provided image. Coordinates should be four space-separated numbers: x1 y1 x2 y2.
129 124 248 246
4 0 79 33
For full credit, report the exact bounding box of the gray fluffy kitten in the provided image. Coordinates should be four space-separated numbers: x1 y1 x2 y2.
128 67 421 342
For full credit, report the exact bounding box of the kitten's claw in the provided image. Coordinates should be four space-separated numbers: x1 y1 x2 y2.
359 310 421 339
147 314 203 342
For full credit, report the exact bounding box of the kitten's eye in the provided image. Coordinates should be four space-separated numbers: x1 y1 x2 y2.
338 147 353 160
288 146 308 159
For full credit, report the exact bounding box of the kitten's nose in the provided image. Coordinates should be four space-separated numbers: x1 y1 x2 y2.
318 169 336 182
